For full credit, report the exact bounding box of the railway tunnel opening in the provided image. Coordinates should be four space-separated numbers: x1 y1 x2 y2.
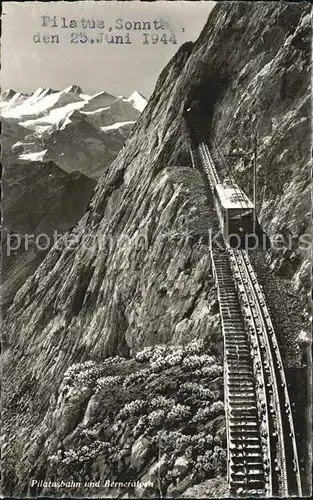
183 70 231 143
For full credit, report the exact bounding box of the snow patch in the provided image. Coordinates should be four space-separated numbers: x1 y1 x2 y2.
81 106 111 116
101 121 135 131
19 150 47 162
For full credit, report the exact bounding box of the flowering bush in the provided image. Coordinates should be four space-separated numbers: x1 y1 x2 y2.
150 357 168 373
135 345 167 363
201 364 223 379
149 396 175 410
48 337 226 492
183 339 206 355
163 351 184 366
135 346 156 363
62 357 126 389
81 425 99 438
96 375 123 391
194 445 226 479
123 368 151 387
183 354 216 369
48 440 110 465
210 446 227 473
118 399 147 420
179 382 215 401
167 403 191 421
147 409 166 427
192 407 212 423
192 400 224 423
194 451 214 473
210 401 224 416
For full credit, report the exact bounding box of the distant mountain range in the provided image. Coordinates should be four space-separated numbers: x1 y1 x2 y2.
1 86 147 179
1 86 147 310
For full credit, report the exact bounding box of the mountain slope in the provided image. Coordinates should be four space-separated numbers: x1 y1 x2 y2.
2 160 96 311
2 2 311 498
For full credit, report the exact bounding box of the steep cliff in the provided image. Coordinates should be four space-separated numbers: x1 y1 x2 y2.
1 161 96 311
2 2 311 497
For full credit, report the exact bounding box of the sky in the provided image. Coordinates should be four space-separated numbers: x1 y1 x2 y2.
2 1 215 99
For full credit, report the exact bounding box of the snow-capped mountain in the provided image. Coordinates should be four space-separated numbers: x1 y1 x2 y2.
126 90 148 112
1 86 147 179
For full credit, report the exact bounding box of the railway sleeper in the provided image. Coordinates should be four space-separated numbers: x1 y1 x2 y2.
227 353 251 360
228 369 254 375
227 350 251 356
220 300 241 306
225 340 249 346
228 363 253 369
225 337 249 342
232 475 265 483
230 443 262 451
231 409 258 418
230 434 261 442
223 320 246 326
231 462 264 472
227 343 250 347
228 361 252 367
229 370 254 376
226 343 250 349
229 399 256 405
231 479 265 490
220 310 243 317
230 399 256 410
231 456 264 465
223 328 247 334
229 387 256 394
230 411 258 419
224 330 247 335
230 420 259 427
232 470 264 479
229 376 254 383
231 476 265 483
228 358 251 364
231 453 263 463
229 393 255 399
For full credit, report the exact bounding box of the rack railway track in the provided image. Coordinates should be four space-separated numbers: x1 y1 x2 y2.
189 135 302 497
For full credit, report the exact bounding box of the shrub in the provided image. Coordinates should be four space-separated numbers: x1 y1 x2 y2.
118 399 147 420
167 403 191 421
147 409 166 427
183 354 216 369
123 368 151 387
96 375 123 391
179 382 215 401
210 401 224 416
48 440 111 465
201 364 223 379
62 357 127 389
149 396 175 410
183 339 206 355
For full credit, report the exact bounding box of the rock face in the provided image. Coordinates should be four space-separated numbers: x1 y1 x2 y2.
1 160 96 312
2 2 311 498
206 5 311 320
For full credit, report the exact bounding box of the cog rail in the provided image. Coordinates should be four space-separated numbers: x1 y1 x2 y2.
189 134 302 497
229 249 302 497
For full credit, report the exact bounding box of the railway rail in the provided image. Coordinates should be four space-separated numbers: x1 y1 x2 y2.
188 133 302 497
